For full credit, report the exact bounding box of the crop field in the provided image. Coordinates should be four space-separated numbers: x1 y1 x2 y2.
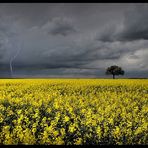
0 79 147 145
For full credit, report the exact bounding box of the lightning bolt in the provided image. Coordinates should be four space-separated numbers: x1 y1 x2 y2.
9 42 22 77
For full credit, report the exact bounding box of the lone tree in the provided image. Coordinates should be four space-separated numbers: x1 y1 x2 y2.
106 65 124 79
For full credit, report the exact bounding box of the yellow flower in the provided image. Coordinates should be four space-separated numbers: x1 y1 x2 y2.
74 138 82 145
0 79 147 144
64 116 70 122
69 124 76 133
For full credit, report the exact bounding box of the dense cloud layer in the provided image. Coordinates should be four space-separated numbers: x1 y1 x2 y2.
97 4 148 42
0 3 148 78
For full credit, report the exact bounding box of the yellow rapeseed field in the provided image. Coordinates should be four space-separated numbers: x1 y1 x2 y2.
0 79 147 145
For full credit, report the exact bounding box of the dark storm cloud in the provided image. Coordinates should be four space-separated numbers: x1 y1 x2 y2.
43 17 77 36
118 4 148 41
0 3 58 28
0 30 10 62
0 3 148 78
0 35 6 59
97 4 148 42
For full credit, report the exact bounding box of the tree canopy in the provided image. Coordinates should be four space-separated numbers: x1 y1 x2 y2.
106 65 124 79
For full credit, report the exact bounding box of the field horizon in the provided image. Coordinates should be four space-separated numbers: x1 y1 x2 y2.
0 77 148 79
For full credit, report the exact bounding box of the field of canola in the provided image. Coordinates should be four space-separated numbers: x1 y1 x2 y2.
0 79 147 145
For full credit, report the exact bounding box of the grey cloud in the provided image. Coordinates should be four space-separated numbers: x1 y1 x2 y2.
11 35 148 75
96 4 148 42
0 3 148 78
0 3 57 28
117 4 148 41
95 24 117 42
0 30 12 63
0 34 6 59
42 17 77 36
39 40 128 70
0 14 23 63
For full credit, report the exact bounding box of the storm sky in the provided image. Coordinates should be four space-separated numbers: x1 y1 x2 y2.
0 3 148 78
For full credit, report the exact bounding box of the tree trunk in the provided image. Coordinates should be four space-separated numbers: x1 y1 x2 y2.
113 74 115 79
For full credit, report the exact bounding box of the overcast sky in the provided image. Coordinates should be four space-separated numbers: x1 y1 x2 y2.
0 3 148 78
